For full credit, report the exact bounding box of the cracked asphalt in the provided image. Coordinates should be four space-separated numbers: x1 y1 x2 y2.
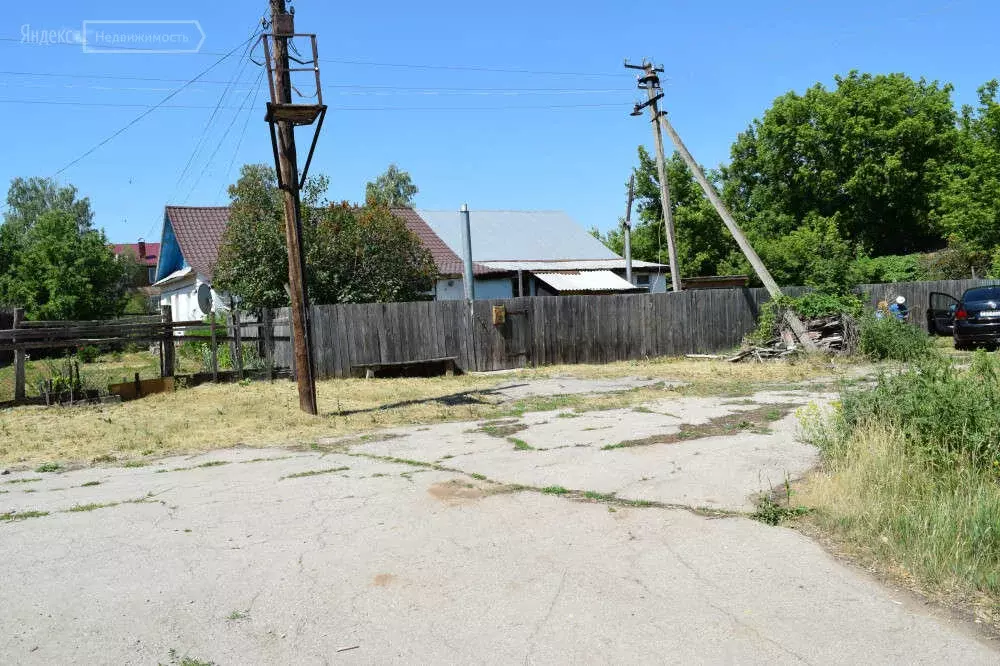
1 378 996 664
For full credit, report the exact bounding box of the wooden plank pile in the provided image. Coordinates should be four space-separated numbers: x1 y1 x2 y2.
689 315 856 363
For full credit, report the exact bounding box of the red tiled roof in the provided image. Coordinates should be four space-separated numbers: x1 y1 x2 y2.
389 208 507 277
111 242 160 267
164 206 230 280
161 205 506 280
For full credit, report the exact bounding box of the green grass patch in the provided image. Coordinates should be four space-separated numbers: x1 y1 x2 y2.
280 466 350 480
80 480 101 487
35 462 61 473
541 485 569 495
5 477 42 485
509 437 534 451
1 509 49 521
67 502 119 512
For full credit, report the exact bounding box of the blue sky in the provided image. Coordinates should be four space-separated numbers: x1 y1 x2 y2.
1 0 996 244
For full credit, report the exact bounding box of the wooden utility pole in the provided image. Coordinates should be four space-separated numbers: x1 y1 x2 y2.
266 0 318 414
656 112 816 349
623 174 635 284
12 308 25 402
627 60 681 292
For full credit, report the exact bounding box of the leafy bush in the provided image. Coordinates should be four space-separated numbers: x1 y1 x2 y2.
857 315 935 361
840 352 1000 472
75 345 100 364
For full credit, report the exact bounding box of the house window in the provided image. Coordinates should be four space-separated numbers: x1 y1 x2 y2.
148 267 156 284
635 274 651 292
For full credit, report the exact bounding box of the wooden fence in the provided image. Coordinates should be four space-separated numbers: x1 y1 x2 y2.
270 278 998 379
0 307 290 404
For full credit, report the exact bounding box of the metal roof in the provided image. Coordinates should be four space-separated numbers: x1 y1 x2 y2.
533 270 638 293
415 210 621 262
390 208 509 277
479 259 665 271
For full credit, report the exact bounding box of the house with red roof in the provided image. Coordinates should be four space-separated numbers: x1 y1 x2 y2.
152 205 666 318
111 240 160 287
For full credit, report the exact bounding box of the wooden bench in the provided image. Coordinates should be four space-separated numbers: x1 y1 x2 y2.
351 356 458 379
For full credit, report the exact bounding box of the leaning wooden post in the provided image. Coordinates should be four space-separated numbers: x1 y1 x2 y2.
209 308 219 381
13 308 25 403
160 305 175 378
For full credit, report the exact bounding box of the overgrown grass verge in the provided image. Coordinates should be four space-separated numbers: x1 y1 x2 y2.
797 351 1000 625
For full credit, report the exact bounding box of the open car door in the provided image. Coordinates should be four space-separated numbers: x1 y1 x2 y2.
927 291 959 335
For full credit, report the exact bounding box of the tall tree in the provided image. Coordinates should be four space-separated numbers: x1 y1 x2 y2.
365 164 418 208
724 71 958 257
598 148 737 278
934 79 1000 251
215 164 436 309
0 177 126 319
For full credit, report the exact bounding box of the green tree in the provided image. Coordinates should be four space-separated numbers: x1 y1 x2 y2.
215 164 436 309
307 203 436 304
934 80 1000 251
598 148 737 278
724 71 958 258
0 177 127 319
365 163 418 208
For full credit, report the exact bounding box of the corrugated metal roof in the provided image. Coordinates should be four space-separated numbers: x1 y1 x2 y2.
534 270 638 293
415 210 621 262
390 208 508 277
479 259 665 271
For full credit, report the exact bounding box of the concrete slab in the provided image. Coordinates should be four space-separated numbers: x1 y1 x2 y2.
490 376 679 400
0 455 994 664
352 394 821 511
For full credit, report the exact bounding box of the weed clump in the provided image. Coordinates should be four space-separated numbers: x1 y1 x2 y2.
799 351 1000 609
857 315 935 362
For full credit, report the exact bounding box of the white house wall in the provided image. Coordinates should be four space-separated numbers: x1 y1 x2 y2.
434 277 513 301
157 276 230 325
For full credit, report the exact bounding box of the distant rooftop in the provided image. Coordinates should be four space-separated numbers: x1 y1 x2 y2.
415 210 622 263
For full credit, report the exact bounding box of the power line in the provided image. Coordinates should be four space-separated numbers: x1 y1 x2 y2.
221 72 265 199
0 70 631 94
2 98 620 111
0 36 620 77
51 35 257 177
171 25 261 198
324 57 621 77
184 69 266 203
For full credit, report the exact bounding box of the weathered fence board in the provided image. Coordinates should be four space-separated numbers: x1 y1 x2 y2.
260 278 1000 380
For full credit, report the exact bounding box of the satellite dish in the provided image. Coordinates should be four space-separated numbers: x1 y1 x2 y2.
197 283 214 315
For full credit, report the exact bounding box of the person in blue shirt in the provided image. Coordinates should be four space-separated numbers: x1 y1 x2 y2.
888 295 909 321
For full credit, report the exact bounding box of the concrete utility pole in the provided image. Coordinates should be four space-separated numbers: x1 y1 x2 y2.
623 174 634 284
656 112 816 349
267 0 318 413
460 204 475 306
627 60 681 292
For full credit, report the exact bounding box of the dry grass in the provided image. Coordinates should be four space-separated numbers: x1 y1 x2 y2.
797 424 1000 627
0 354 839 468
0 351 201 402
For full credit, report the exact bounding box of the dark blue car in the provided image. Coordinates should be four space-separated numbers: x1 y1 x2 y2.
953 286 1000 350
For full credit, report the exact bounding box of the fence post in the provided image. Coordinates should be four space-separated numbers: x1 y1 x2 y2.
261 308 275 380
209 308 218 381
232 304 244 380
13 308 25 402
160 305 175 378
